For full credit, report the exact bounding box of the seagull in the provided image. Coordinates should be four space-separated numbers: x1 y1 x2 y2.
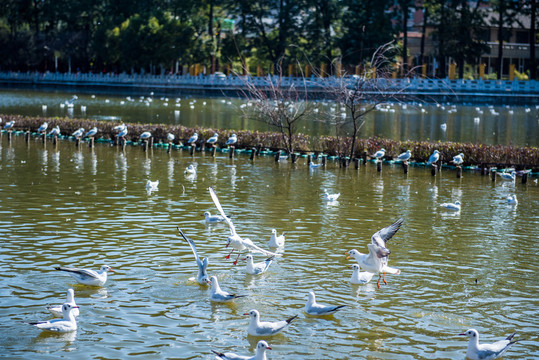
167 133 175 142
226 134 237 145
3 120 14 130
245 309 298 336
177 227 209 285
208 187 281 265
268 229 285 248
187 132 198 144
440 201 461 211
346 218 404 289
84 127 98 138
309 161 323 169
427 150 440 165
146 180 159 192
203 211 227 223
453 153 464 165
140 131 152 140
373 148 386 160
185 164 196 175
65 95 78 108
440 123 447 131
350 264 375 284
459 329 519 360
506 195 518 205
55 265 113 286
28 303 79 332
46 289 79 318
206 133 218 144
212 340 272 360
499 171 516 181
243 254 275 275
72 128 85 138
113 124 126 132
207 276 247 302
48 126 61 136
117 127 128 139
38 122 48 133
396 150 412 162
304 291 345 316
323 190 340 202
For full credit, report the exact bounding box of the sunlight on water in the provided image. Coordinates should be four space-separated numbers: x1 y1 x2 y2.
0 134 537 359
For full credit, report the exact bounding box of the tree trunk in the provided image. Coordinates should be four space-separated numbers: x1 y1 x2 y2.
419 6 429 67
438 1 447 78
530 0 537 80
209 0 215 74
402 1 409 76
497 0 505 80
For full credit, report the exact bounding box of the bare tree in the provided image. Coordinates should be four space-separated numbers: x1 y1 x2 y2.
238 60 313 156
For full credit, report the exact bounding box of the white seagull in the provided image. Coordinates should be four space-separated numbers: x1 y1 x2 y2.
28 303 79 332
206 133 219 144
203 211 228 223
140 131 152 140
207 276 247 303
48 126 61 136
117 127 128 139
185 164 196 175
349 264 375 284
187 132 198 144
226 133 237 145
72 128 85 138
396 150 412 162
440 201 461 211
55 265 113 286
427 150 440 165
459 328 518 360
177 227 209 285
243 254 275 275
506 195 518 205
84 127 98 138
309 161 323 169
38 122 48 133
208 187 281 265
146 180 159 192
453 153 464 165
245 309 298 336
268 229 285 248
212 340 272 360
167 133 175 142
304 291 345 316
346 218 404 289
323 190 340 202
113 124 126 132
46 288 80 318
373 148 386 160
3 120 14 130
499 171 516 181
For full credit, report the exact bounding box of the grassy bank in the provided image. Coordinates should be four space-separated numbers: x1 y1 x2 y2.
2 114 538 170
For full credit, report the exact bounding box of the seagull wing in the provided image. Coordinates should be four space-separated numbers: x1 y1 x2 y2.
55 267 99 280
244 240 281 257
371 218 404 248
177 227 203 270
209 187 237 237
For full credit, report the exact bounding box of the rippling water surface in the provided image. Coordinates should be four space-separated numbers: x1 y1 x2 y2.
0 135 537 359
1 88 538 146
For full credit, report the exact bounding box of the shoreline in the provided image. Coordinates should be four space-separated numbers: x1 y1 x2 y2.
1 114 538 172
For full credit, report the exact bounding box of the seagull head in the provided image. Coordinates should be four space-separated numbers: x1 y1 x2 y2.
307 291 316 302
101 265 114 272
244 309 259 319
257 340 272 351
62 303 80 314
271 229 277 235
242 254 253 262
455 201 461 206
203 211 210 217
459 329 478 339
346 249 360 260
350 264 360 271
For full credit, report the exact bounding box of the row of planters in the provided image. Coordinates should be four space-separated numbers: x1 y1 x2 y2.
2 114 538 171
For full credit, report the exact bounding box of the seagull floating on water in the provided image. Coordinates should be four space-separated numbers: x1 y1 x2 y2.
459 328 519 360
55 265 113 286
146 180 159 192
187 132 198 144
452 153 464 165
427 150 440 165
499 171 516 181
506 195 518 205
207 275 247 303
206 133 219 144
268 229 285 248
208 187 280 265
323 190 340 202
245 309 298 336
226 134 237 145
440 201 461 211
243 254 275 275
177 227 209 285
347 218 403 289
46 289 79 318
203 211 228 223
349 264 375 284
185 164 196 175
396 150 412 162
28 303 79 332
212 340 271 360
304 291 345 316
309 161 323 169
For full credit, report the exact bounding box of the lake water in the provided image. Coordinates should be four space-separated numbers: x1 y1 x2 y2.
0 134 537 359
0 88 538 147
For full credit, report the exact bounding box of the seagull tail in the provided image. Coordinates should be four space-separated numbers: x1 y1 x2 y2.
286 314 299 324
211 350 226 358
333 305 346 311
234 294 248 299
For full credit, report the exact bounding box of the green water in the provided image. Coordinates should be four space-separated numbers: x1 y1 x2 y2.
0 134 537 359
